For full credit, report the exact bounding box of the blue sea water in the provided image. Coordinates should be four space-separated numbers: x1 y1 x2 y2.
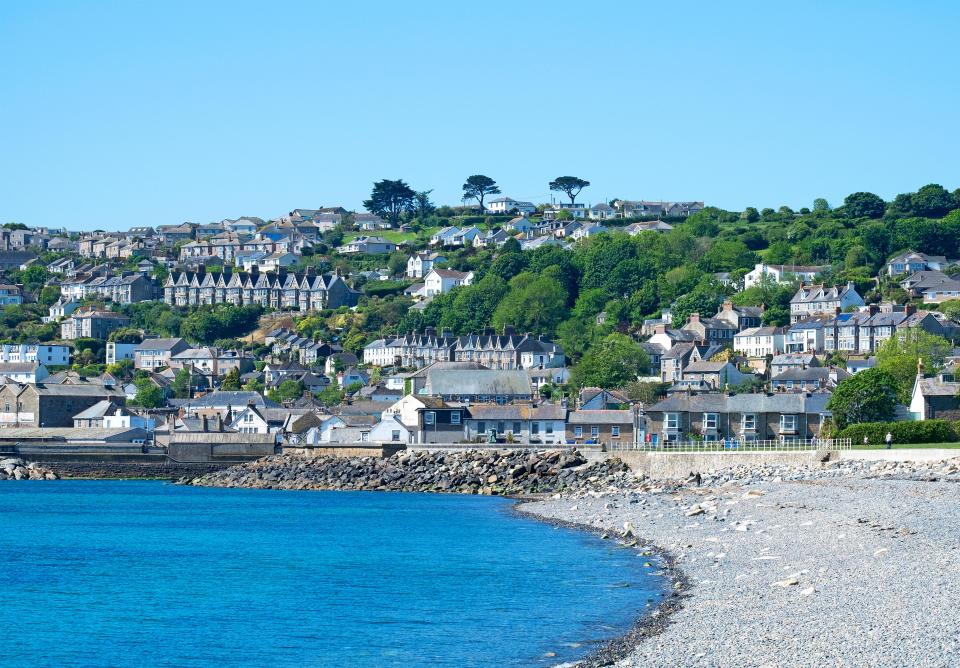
0 481 661 667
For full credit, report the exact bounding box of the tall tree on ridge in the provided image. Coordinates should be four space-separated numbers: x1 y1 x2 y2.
363 179 416 226
549 176 590 205
461 175 501 212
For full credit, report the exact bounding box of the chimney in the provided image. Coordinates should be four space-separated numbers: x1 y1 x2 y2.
868 304 879 316
905 304 917 317
689 313 700 323
201 414 208 432
654 324 666 335
503 325 515 336
722 300 733 312
917 357 925 377
835 307 841 315
216 414 223 432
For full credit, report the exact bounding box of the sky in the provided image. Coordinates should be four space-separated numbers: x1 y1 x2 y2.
1 1 958 230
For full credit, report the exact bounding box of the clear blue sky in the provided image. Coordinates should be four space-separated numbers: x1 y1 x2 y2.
2 1 958 230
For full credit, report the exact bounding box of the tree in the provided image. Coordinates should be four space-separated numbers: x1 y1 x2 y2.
813 198 831 212
827 369 899 429
268 379 305 403
132 378 165 409
220 367 241 391
624 380 669 405
740 207 760 223
461 175 500 211
171 368 192 398
875 330 952 402
108 328 143 344
491 273 568 336
412 190 436 218
363 179 416 226
843 192 886 219
910 183 957 218
549 176 590 204
38 285 60 307
572 333 650 389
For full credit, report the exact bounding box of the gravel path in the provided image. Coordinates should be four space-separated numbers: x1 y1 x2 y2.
522 462 960 667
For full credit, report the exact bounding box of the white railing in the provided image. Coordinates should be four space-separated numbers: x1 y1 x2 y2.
608 438 852 453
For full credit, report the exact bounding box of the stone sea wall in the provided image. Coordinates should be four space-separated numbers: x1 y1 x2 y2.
185 449 638 495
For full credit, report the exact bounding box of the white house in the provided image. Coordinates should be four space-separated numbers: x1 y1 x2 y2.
228 404 271 434
744 263 826 289
406 252 446 278
424 268 474 297
44 298 80 323
588 203 618 220
368 414 416 444
886 251 949 277
733 326 787 359
570 223 607 241
486 198 536 215
106 342 138 365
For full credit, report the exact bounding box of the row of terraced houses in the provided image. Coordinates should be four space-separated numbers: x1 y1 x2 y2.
163 269 360 310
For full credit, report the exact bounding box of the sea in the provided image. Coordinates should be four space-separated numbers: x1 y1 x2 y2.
0 481 661 667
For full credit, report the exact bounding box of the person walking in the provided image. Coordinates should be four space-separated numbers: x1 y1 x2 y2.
885 431 893 450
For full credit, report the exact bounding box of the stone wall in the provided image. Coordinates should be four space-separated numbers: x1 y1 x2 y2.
588 449 834 480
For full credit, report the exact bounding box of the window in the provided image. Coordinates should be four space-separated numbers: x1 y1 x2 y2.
611 426 620 437
497 422 505 434
424 411 435 425
546 423 553 435
574 425 583 438
531 422 539 435
591 426 599 437
703 413 719 430
477 421 486 434
665 413 679 430
742 414 757 430
391 430 401 441
512 422 521 434
360 432 369 442
780 414 797 432
450 411 461 425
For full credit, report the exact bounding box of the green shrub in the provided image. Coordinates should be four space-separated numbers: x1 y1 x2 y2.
836 420 958 445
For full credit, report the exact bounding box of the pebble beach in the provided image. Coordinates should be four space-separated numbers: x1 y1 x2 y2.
523 457 960 668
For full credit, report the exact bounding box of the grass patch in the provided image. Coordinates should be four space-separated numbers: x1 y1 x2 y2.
851 442 960 450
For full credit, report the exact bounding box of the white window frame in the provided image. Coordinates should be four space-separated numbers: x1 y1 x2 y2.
574 425 583 438
424 411 435 425
703 413 719 430
780 414 797 432
742 413 757 431
450 411 461 425
611 426 620 437
665 412 679 430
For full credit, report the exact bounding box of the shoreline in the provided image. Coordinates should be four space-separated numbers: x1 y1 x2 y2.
511 501 688 668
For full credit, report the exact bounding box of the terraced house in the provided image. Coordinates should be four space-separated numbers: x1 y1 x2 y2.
163 269 359 311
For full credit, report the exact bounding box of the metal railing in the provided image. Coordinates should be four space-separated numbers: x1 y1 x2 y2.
608 438 852 453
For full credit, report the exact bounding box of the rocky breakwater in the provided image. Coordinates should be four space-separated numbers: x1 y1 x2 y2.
185 449 637 495
1 458 58 481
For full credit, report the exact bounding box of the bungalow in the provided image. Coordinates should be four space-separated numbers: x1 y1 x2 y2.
0 284 23 306
770 366 848 392
744 263 826 289
570 223 608 241
588 203 618 220
486 198 536 215
0 362 48 384
680 361 752 390
354 213 391 231
503 216 535 233
337 236 397 255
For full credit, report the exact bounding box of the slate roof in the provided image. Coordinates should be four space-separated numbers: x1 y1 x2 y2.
426 369 532 396
649 393 831 414
568 409 634 425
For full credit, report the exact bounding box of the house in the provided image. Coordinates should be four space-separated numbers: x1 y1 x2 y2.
526 366 571 390
366 413 416 444
106 342 138 366
570 223 608 241
770 367 848 392
624 221 674 234
588 203 618 220
917 276 960 304
784 316 832 353
567 410 634 446
645 392 832 444
134 338 190 370
163 269 359 311
0 251 38 271
679 361 752 390
0 344 70 366
324 353 358 375
382 395 465 444
744 264 826 289
0 362 48 384
886 250 950 277
486 198 536 215
0 284 23 305
789 282 864 323
73 401 154 431
174 391 279 420
167 430 277 463
503 216 535 233
714 300 763 331
681 313 737 345
579 388 629 410
647 324 699 351
169 347 254 379
910 360 960 420
463 404 567 444
734 326 787 361
900 270 952 297
406 252 447 278
336 236 397 255
339 367 369 389
473 229 512 248
0 382 125 428
430 226 463 246
354 213 391 231
770 353 819 377
660 342 715 383
60 310 131 340
423 268 474 297
846 357 877 375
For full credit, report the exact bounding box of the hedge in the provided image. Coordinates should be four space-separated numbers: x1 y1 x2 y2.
836 420 959 445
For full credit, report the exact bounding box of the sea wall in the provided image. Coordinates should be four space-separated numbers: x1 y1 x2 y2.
186 449 639 495
594 449 835 480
